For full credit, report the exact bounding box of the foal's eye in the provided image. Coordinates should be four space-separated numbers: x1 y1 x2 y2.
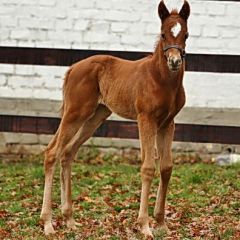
185 32 189 40
161 33 166 40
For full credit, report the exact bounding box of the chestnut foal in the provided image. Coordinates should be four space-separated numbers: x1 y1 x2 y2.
40 0 190 238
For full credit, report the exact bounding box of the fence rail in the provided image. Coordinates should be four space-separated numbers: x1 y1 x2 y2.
0 115 240 144
0 47 240 73
0 46 240 144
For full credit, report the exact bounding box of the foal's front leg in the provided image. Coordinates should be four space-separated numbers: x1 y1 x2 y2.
137 114 157 238
154 122 174 232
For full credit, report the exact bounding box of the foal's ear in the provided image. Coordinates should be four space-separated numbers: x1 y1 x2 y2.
179 0 190 21
158 0 170 22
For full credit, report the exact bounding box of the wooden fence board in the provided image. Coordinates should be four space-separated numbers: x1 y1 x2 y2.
0 47 240 73
0 115 239 144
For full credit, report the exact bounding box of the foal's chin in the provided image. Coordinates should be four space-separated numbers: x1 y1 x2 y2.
168 66 181 72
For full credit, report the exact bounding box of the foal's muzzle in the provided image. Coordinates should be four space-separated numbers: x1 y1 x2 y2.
163 45 186 72
168 56 182 72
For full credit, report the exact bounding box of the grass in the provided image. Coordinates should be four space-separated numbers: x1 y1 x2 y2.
0 149 239 239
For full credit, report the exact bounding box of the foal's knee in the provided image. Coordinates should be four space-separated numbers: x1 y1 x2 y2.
141 166 155 182
60 149 74 168
44 148 57 171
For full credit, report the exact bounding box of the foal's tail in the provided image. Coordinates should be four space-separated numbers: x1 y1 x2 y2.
60 65 74 117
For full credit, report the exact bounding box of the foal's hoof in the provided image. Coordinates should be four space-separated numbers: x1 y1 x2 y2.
157 223 171 235
44 223 55 235
66 218 81 229
141 227 154 239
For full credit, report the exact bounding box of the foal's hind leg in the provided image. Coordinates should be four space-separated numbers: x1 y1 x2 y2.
41 100 99 235
60 104 111 228
40 130 60 235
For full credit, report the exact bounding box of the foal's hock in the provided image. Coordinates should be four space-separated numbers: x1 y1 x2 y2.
40 0 190 238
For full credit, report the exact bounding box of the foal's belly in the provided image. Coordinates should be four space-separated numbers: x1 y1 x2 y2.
110 104 137 120
99 96 137 120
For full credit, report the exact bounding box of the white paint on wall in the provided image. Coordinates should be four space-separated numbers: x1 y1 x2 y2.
0 64 240 109
0 0 240 110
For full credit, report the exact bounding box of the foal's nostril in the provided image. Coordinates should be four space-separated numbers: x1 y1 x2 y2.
170 58 182 68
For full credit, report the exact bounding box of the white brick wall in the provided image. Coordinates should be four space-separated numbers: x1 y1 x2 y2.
0 0 240 109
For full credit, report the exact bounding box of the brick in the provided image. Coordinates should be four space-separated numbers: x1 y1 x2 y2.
221 28 238 39
207 3 226 16
67 9 79 19
121 35 138 45
32 88 62 100
35 41 54 48
71 42 90 49
14 88 33 98
226 4 239 16
145 23 158 35
0 86 15 97
19 18 55 30
95 1 111 10
111 22 128 33
34 65 66 78
111 1 134 11
141 13 157 23
89 21 110 32
0 75 7 86
1 0 19 4
128 22 145 34
73 20 89 31
47 30 81 42
29 30 47 41
212 16 234 27
55 19 73 30
18 0 38 5
195 37 224 50
89 43 110 50
189 25 202 37
83 32 119 43
0 29 10 41
52 41 72 49
202 27 219 38
108 43 125 51
0 40 18 47
104 10 140 22
191 2 207 15
39 0 56 7
45 77 62 89
79 9 104 20
17 41 36 48
0 7 13 15
15 65 34 75
75 0 95 9
0 64 15 74
8 76 44 88
10 29 30 40
0 17 18 27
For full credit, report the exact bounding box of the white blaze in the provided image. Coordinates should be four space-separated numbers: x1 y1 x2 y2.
171 22 181 38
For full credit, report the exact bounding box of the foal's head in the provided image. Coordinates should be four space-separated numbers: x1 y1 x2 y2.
158 0 190 72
